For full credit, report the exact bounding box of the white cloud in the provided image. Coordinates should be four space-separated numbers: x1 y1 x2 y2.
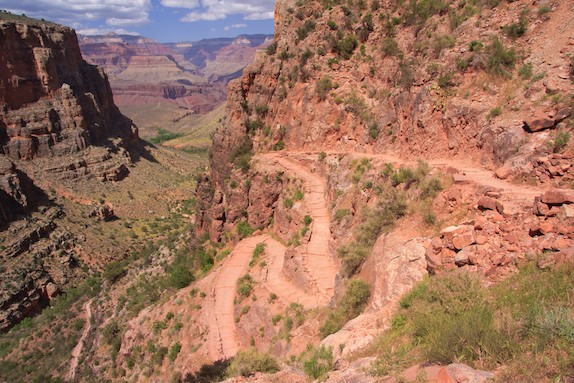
2 0 151 27
161 0 200 7
224 23 247 30
161 0 274 22
77 27 140 36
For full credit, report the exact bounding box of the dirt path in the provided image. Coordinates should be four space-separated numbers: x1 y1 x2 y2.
67 299 93 382
261 153 338 303
208 235 268 360
262 235 322 308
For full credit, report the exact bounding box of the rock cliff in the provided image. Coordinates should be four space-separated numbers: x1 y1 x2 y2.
0 14 140 331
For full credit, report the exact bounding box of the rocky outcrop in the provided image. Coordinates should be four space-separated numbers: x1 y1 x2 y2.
0 16 141 331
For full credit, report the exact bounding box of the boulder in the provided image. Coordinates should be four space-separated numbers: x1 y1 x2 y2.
477 196 504 214
494 165 512 180
523 110 555 132
446 363 495 382
541 189 574 205
452 231 476 250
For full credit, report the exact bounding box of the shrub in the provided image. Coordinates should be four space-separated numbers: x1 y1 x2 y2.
518 63 533 79
103 261 127 284
485 37 516 78
230 136 253 173
503 14 528 39
488 107 502 119
266 41 277 55
431 34 455 57
338 34 358 59
296 19 316 42
301 345 334 380
327 20 337 30
316 76 334 101
237 220 254 239
320 279 370 337
169 342 181 362
273 140 285 151
381 37 402 58
226 348 280 377
254 105 269 116
549 131 570 153
237 274 253 298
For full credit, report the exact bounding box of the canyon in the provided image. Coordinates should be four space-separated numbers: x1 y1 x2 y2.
1 0 574 382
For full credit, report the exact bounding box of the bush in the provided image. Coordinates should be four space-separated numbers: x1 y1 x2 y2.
266 41 277 55
301 345 333 380
518 63 533 79
338 34 358 59
486 37 516 78
226 348 279 377
381 37 402 58
149 128 183 144
431 34 455 57
549 131 570 153
237 220 254 239
296 19 316 42
230 136 253 173
237 274 253 298
169 342 181 362
315 76 334 101
503 14 528 39
320 278 370 337
103 261 127 284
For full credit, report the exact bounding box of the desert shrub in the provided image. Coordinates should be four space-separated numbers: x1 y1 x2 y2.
237 274 253 298
273 140 285 151
381 37 402 58
518 63 533 79
230 136 253 173
469 40 483 52
226 348 280 377
488 106 502 119
315 76 333 101
402 0 448 26
437 72 453 89
237 220 254 239
431 34 455 57
152 346 168 366
338 34 358 59
168 342 181 362
301 345 333 380
485 37 516 78
320 278 370 337
266 41 277 55
299 49 313 66
103 261 127 284
503 12 528 39
254 105 269 116
296 19 316 42
327 20 337 30
549 131 570 153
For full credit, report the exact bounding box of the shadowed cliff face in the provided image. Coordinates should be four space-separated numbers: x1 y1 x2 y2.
0 20 138 161
0 16 143 331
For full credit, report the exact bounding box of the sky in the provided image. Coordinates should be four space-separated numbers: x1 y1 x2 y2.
0 0 275 42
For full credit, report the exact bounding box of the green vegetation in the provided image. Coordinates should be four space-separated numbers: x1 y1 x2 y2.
315 76 334 101
503 11 528 39
225 348 280 377
488 106 503 119
237 220 254 239
485 36 516 78
548 131 570 153
0 277 100 382
381 37 402 58
250 243 266 267
296 19 316 42
231 136 254 173
149 128 183 144
518 63 533 79
266 41 277 55
320 278 371 338
370 262 574 381
301 345 334 380
237 274 254 298
168 342 181 362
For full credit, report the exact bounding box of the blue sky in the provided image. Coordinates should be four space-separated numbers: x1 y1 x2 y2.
0 0 275 42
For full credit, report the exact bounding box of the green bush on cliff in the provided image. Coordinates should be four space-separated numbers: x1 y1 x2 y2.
225 348 280 377
320 278 370 338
